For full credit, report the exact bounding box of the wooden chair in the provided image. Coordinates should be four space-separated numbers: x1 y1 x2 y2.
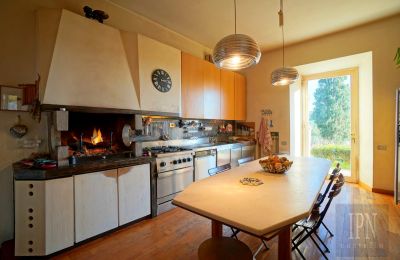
237 156 255 166
208 164 231 176
292 174 345 259
198 237 253 260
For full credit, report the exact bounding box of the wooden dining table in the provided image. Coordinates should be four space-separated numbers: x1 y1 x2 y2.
172 156 331 259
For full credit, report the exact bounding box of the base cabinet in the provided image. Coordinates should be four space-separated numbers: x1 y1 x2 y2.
231 147 242 168
74 170 119 242
118 164 151 225
15 178 74 256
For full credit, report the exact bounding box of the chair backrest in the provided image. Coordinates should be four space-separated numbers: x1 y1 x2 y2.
314 175 344 230
208 164 231 176
238 156 255 166
316 164 341 207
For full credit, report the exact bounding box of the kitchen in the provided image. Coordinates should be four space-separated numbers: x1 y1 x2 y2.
1 0 400 259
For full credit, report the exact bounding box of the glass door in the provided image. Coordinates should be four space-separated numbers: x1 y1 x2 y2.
302 68 359 182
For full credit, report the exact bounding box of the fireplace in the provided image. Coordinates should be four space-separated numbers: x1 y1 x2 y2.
60 112 134 157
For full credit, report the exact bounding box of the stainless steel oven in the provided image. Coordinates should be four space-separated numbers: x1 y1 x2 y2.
157 166 194 214
151 148 194 215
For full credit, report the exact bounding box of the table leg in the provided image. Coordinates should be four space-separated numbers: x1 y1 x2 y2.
278 225 292 260
211 220 223 237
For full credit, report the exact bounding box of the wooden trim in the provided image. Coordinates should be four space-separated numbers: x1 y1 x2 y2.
358 181 372 191
372 188 394 195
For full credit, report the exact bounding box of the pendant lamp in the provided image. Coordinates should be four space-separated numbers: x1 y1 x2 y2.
271 0 298 86
212 0 261 70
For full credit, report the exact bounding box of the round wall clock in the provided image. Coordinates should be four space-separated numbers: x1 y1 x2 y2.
151 69 172 93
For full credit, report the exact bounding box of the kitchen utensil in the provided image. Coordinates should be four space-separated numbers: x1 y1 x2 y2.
10 115 28 138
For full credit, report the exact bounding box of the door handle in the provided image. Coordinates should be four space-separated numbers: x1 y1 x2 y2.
351 133 356 143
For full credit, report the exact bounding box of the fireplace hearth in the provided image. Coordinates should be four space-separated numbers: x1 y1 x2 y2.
61 112 134 157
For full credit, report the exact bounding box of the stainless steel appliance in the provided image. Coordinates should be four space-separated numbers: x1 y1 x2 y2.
395 88 400 204
146 146 194 214
242 145 256 158
217 144 231 167
230 145 242 168
195 149 217 181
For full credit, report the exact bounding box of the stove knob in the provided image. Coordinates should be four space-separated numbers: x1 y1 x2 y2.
173 160 178 165
160 162 166 167
187 157 192 162
182 158 187 162
178 159 182 164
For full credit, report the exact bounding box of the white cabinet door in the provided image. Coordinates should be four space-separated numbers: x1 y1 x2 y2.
118 164 151 225
74 170 118 242
15 178 74 256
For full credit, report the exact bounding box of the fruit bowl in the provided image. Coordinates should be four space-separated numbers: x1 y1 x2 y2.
259 155 293 174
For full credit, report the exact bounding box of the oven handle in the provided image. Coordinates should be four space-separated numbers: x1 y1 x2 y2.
157 167 193 179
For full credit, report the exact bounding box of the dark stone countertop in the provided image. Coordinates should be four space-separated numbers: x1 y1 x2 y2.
13 155 155 180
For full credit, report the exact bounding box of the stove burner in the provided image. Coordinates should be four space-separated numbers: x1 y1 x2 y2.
145 146 191 155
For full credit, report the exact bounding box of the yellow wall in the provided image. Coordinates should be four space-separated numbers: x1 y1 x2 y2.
245 14 400 191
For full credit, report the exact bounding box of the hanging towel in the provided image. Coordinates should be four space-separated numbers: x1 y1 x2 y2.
258 117 272 156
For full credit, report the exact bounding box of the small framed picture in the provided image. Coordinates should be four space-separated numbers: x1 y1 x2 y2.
0 85 29 111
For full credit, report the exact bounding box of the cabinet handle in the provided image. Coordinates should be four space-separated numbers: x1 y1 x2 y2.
28 224 33 228
28 192 33 196
28 241 33 245
28 248 33 253
29 184 34 189
29 216 33 221
28 208 33 213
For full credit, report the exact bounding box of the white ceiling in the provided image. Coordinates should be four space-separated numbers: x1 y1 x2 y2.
109 0 400 51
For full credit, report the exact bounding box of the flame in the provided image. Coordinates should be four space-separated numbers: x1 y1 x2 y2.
91 128 103 145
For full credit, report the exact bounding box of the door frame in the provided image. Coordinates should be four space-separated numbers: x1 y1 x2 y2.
301 68 359 183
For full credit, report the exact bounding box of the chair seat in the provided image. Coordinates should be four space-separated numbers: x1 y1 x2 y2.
198 237 253 260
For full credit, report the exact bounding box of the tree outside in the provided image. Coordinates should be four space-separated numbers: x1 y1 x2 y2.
308 76 351 170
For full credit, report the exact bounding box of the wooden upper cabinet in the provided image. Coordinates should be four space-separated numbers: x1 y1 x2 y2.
181 52 204 118
203 61 221 119
234 72 246 121
220 70 235 120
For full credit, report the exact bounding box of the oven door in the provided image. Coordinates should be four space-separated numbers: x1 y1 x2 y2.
157 166 194 200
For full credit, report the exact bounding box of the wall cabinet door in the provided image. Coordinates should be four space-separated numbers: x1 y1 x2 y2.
234 72 246 121
15 178 74 256
74 170 118 242
203 61 221 119
181 52 204 118
220 69 235 120
118 164 151 226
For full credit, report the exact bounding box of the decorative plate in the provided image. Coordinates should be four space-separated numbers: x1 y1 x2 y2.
240 177 264 186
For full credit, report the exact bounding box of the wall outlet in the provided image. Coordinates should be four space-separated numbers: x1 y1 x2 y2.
377 144 387 150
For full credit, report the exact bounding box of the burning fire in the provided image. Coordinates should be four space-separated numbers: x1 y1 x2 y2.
91 128 103 145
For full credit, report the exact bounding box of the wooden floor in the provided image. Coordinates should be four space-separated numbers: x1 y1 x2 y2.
54 184 400 260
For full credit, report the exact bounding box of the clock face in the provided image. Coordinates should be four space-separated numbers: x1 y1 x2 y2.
151 69 172 93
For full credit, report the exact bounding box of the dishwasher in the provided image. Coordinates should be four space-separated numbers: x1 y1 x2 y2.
194 149 217 181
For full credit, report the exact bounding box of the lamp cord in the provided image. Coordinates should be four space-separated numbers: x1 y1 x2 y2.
234 0 237 34
279 0 285 67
